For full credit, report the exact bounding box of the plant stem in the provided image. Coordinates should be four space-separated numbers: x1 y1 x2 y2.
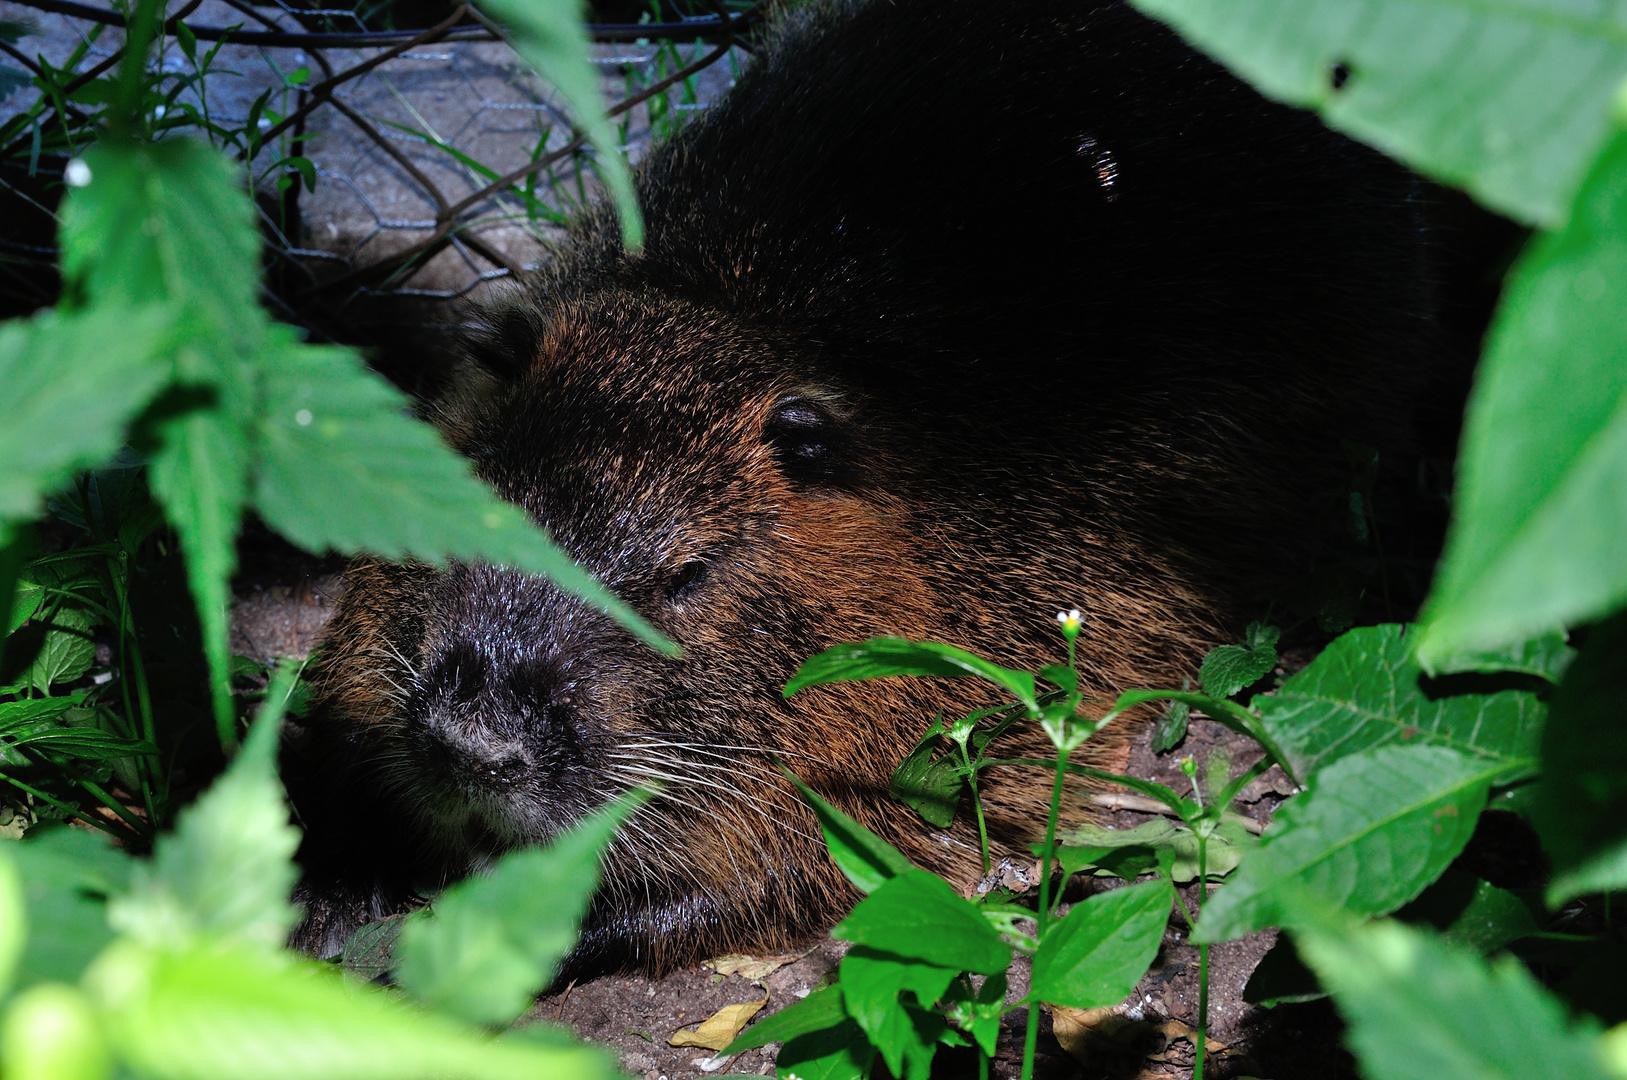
962 742 991 876
1022 743 1072 1080
1193 832 1209 1080
0 772 125 839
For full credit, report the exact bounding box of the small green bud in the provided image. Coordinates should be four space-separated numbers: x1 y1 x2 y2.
1180 756 1198 779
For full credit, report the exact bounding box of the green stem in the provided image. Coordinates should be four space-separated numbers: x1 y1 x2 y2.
961 742 991 876
1023 744 1072 1080
0 772 125 839
1193 832 1209 1080
978 1047 989 1080
73 775 150 838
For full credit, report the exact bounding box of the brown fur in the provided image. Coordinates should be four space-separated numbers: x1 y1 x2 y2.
286 0 1439 972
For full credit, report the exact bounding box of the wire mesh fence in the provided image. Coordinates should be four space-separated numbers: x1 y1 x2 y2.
0 0 752 374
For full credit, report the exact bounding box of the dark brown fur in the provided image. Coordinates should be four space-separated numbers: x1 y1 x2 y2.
286 0 1439 971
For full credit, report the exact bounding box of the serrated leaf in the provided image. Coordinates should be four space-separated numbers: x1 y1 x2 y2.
85 937 614 1080
783 770 914 894
1295 919 1605 1080
472 0 641 249
251 338 672 655
1130 0 1627 226
1194 744 1494 942
1199 622 1279 699
1029 878 1172 1008
785 638 1038 712
838 948 957 1079
339 914 406 982
888 730 963 829
21 607 95 694
1535 609 1627 904
0 305 171 541
1417 129 1627 658
393 792 642 1026
1255 624 1543 784
109 685 300 948
10 827 131 989
833 871 1010 975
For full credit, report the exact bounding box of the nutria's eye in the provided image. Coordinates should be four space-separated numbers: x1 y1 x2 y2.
766 398 849 486
666 560 708 601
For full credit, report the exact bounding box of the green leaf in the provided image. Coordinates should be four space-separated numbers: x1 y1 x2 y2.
1149 698 1189 753
339 913 406 983
0 983 111 1080
1129 0 1627 226
1255 624 1544 784
472 0 642 249
84 937 615 1080
10 827 131 988
1061 816 1257 884
1029 878 1172 1008
21 606 95 694
773 1019 874 1080
942 972 1006 1058
832 870 1010 975
1194 744 1494 942
251 338 673 656
1416 129 1627 659
785 638 1038 712
1428 631 1576 683
1534 609 1627 903
783 770 914 894
0 306 171 541
1396 868 1539 955
1295 918 1605 1080
837 948 957 1080
1199 621 1280 699
724 984 848 1053
393 792 643 1026
888 727 964 828
109 686 300 948
0 845 22 998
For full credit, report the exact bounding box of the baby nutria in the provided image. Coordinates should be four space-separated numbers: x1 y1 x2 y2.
285 0 1439 970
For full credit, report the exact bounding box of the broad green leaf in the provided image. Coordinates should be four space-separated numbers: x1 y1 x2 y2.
393 793 643 1026
942 972 1006 1058
22 606 95 694
339 914 406 983
837 948 957 1080
109 690 300 948
785 638 1038 712
1429 630 1576 683
251 338 673 655
1029 878 1172 1008
1199 621 1279 699
773 1019 874 1080
1296 919 1604 1080
1255 624 1543 784
783 770 914 894
0 983 111 1080
888 727 963 828
0 306 171 541
1417 129 1627 659
724 984 847 1053
84 937 614 1080
1535 609 1627 903
1194 744 1493 942
1150 698 1189 753
471 0 642 249
1061 816 1257 884
832 870 1010 975
10 827 130 988
0 693 87 733
1130 0 1627 226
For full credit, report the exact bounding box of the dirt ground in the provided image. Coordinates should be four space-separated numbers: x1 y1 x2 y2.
234 554 1350 1080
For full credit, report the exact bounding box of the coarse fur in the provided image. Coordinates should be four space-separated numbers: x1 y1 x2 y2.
285 0 1438 971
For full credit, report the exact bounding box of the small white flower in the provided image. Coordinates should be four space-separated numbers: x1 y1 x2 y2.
1055 608 1083 633
294 408 313 426
64 158 92 187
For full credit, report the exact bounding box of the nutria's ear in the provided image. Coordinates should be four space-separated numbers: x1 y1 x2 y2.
765 397 851 487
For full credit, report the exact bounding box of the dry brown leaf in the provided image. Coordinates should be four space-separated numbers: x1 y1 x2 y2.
668 998 769 1051
1050 1005 1163 1071
704 952 802 980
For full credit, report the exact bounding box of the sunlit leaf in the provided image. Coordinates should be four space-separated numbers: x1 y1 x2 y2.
0 983 110 1080
783 770 914 894
1198 621 1279 700
786 638 1038 712
1029 878 1172 1008
833 871 1010 976
11 827 129 988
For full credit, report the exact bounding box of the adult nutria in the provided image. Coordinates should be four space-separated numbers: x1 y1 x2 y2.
285 0 1438 970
